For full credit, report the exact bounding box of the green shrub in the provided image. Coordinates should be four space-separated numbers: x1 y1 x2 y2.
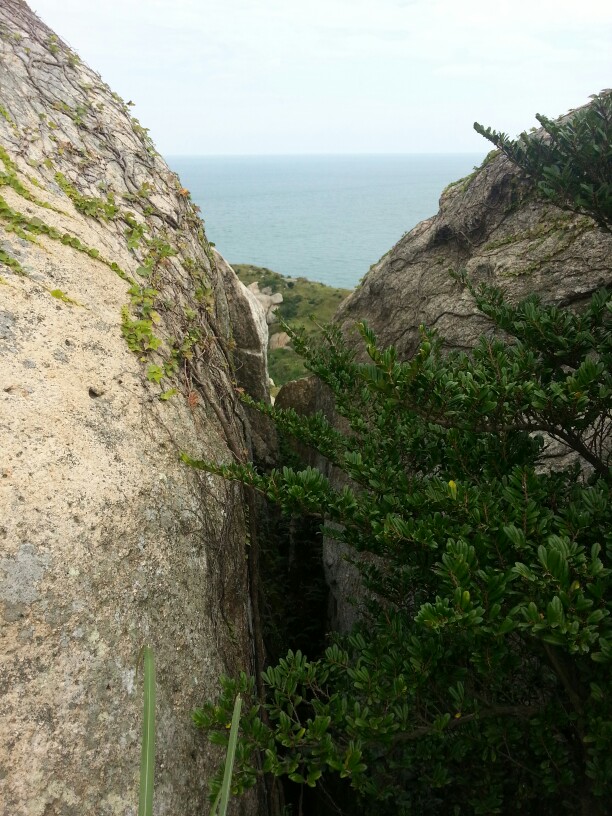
190 287 611 813
189 99 612 814
475 90 612 232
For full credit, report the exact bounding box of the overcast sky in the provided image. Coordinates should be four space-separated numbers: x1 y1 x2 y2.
30 0 611 156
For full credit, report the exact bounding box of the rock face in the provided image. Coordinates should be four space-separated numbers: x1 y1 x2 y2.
336 150 612 356
0 4 264 815
217 250 276 465
217 251 270 403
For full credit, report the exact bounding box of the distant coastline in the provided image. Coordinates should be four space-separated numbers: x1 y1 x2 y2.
168 153 485 289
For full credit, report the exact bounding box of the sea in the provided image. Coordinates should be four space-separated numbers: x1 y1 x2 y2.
166 154 485 290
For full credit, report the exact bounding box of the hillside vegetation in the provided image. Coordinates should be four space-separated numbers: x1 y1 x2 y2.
233 263 352 385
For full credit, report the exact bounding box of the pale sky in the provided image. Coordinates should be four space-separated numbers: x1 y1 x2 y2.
30 0 612 155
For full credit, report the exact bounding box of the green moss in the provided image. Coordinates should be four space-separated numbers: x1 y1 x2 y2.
482 234 517 252
0 248 25 275
516 219 595 276
25 174 43 189
0 105 17 133
479 212 595 278
482 213 590 256
49 288 81 305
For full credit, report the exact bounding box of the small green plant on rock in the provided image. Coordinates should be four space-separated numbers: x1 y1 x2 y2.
55 172 118 219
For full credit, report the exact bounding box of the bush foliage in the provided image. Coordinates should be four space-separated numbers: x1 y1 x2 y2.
474 90 612 232
189 100 612 814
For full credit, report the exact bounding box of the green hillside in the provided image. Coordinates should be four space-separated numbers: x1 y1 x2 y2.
232 264 352 386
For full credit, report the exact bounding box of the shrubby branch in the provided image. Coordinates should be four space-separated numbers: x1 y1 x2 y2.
187 97 611 815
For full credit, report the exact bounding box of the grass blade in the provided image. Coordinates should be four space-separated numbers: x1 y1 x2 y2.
138 645 156 816
213 694 242 816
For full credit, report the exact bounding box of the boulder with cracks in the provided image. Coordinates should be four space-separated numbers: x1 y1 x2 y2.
0 3 266 814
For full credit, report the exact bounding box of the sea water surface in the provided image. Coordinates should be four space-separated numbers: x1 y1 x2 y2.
167 154 485 289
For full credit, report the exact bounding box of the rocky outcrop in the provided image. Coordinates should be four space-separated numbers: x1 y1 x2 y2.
217 251 277 464
246 281 283 324
216 250 270 403
336 151 612 356
0 3 264 814
269 331 291 351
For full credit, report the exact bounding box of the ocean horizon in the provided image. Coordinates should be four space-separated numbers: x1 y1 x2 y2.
167 153 486 289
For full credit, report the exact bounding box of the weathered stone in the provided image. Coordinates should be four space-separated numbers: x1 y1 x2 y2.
275 375 320 416
217 251 277 465
268 331 291 351
217 251 269 402
336 151 612 357
0 3 263 814
247 281 283 324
